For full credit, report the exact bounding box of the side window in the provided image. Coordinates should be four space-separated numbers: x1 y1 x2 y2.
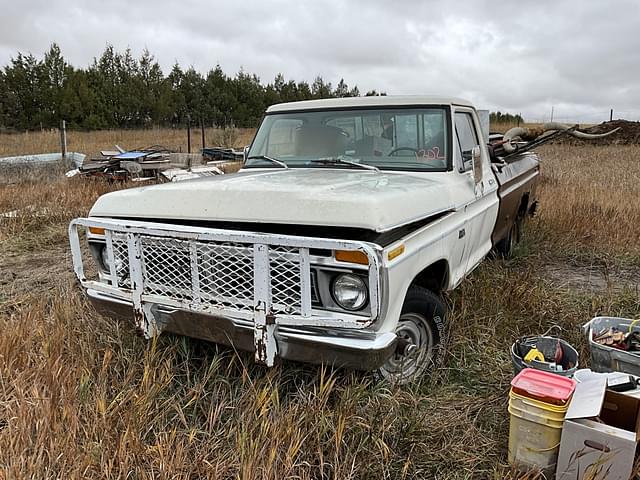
455 112 479 171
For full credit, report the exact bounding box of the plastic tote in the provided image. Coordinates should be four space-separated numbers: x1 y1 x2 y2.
584 316 640 376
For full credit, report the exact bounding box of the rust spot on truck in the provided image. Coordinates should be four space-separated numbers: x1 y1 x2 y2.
255 329 268 363
266 312 276 326
133 307 146 336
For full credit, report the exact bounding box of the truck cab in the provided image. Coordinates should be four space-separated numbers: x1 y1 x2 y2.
69 96 539 384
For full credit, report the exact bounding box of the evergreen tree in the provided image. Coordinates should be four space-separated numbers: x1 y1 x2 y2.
334 78 349 97
41 43 68 126
311 76 333 99
179 67 206 125
167 63 186 125
3 53 46 129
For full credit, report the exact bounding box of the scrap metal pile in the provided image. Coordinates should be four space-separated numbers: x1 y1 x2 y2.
488 122 621 160
592 324 640 351
69 145 173 181
66 146 243 182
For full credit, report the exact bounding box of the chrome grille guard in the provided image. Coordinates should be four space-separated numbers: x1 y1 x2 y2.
69 217 382 366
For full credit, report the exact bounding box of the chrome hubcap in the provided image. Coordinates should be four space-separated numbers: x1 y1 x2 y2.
379 312 435 384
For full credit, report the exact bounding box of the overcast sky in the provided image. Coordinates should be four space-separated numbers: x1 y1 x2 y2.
1 0 638 122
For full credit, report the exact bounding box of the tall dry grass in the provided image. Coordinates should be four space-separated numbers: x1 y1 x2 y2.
0 127 256 158
535 144 640 259
1 139 640 478
0 168 125 249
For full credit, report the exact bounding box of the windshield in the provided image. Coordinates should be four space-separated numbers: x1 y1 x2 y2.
246 107 450 171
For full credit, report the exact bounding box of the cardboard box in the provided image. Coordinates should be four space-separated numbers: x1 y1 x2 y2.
556 377 640 479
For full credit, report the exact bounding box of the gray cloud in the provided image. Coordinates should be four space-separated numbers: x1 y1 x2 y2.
1 0 638 121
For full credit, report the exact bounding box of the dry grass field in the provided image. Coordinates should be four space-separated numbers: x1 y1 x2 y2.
1 132 639 478
0 127 256 158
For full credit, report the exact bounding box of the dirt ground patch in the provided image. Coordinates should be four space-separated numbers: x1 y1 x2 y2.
0 243 72 297
542 260 640 293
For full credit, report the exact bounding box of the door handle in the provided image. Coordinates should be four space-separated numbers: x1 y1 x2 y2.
459 228 466 239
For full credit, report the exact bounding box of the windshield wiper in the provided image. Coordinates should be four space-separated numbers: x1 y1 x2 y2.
310 157 380 172
247 155 289 169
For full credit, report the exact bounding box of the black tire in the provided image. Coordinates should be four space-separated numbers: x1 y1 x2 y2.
495 219 521 257
377 285 447 385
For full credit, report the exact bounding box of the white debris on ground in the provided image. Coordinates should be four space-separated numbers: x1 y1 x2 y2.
0 205 51 218
0 152 86 167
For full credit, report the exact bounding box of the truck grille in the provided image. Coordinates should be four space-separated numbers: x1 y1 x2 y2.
111 234 305 314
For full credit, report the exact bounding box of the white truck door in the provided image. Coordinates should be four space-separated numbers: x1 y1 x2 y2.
453 109 499 274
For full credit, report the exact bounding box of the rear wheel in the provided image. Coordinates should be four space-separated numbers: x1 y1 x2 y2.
377 286 446 385
495 219 521 257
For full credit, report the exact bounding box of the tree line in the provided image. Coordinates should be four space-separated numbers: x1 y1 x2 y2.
0 44 373 131
0 43 524 132
490 111 523 125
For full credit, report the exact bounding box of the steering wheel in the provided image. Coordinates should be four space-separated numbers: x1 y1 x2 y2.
388 147 419 156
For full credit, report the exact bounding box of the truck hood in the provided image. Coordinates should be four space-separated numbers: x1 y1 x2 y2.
89 169 461 232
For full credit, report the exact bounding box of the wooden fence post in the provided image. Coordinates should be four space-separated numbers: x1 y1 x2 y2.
201 117 206 150
60 120 67 160
187 116 191 154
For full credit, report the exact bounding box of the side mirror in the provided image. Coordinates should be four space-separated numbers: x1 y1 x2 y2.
243 145 250 162
472 145 483 185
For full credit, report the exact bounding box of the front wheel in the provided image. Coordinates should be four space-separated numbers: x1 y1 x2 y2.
377 286 447 385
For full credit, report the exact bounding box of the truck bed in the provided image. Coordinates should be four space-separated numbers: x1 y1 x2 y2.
490 152 540 246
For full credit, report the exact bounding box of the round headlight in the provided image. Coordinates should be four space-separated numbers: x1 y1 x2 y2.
331 273 368 311
98 244 110 272
99 245 125 275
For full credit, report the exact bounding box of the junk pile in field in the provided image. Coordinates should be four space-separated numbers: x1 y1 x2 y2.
507 317 640 479
554 119 640 146
65 145 243 182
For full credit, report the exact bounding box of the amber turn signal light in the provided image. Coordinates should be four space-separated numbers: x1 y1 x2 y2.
88 226 105 235
334 250 369 265
387 244 405 261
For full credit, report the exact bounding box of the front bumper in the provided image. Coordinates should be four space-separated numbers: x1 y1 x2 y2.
88 288 397 371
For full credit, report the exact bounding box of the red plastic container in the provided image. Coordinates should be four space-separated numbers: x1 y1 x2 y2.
511 368 576 405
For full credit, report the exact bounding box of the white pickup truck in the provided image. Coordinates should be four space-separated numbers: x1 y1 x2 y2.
69 96 541 384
